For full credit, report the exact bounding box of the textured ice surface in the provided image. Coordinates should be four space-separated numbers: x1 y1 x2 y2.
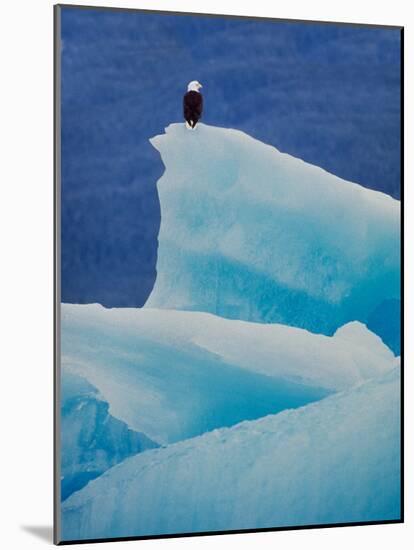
61 371 158 500
367 298 401 355
62 366 401 540
61 303 395 445
146 123 400 350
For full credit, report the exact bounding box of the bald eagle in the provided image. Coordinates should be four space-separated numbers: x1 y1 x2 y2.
183 80 203 129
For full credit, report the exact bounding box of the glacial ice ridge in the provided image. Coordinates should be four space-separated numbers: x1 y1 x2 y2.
146 123 400 350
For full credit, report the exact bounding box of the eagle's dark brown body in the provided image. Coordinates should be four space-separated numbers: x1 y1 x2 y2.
183 90 203 128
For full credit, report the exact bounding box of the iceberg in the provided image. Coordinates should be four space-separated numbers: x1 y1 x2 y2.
58 123 401 541
61 303 395 445
61 366 401 540
146 123 400 351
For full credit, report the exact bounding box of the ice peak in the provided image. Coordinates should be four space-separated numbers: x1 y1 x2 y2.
147 123 400 348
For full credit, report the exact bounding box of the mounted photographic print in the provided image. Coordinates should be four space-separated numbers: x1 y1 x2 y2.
54 4 403 545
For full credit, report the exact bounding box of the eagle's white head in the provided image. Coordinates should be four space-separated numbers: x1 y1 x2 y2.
187 80 203 92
